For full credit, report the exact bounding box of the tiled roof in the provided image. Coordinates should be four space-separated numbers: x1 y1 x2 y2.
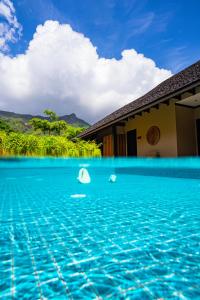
79 60 200 138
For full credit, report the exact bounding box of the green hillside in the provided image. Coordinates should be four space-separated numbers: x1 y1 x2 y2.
0 110 89 132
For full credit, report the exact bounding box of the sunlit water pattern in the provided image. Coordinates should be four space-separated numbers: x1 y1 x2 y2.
0 157 200 299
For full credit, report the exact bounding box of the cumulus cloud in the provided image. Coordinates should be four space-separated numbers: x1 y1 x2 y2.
0 0 22 51
0 20 172 123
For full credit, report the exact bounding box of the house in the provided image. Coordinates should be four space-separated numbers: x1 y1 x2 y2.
79 60 200 157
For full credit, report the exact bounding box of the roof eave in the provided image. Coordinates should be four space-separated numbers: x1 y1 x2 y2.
79 79 200 138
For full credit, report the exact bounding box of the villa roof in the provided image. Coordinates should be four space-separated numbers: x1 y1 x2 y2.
79 60 200 138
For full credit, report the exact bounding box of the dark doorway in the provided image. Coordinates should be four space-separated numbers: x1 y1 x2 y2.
127 129 137 156
196 119 200 155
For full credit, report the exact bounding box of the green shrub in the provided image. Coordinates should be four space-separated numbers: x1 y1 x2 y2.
0 131 101 157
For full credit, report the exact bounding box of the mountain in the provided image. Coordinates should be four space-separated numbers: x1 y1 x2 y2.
59 113 89 127
0 110 90 130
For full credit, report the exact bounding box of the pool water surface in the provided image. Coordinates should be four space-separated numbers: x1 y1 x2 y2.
0 158 200 299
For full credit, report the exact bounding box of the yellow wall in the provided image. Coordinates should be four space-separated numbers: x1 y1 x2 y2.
124 103 178 157
175 106 197 156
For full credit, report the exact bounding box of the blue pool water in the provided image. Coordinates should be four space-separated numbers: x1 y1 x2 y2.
0 157 200 299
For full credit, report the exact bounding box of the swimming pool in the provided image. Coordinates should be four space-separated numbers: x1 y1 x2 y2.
0 157 200 299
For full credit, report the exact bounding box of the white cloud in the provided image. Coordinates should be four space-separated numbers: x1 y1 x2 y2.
0 0 22 51
0 20 172 123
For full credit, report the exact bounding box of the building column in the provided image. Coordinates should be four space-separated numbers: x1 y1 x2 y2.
112 126 118 157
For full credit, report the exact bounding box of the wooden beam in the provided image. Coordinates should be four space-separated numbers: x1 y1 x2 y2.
173 94 182 101
115 122 126 127
154 104 159 109
163 99 170 106
144 108 150 113
188 87 196 95
136 111 142 116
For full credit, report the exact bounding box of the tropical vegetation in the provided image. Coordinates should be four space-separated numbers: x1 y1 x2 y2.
0 110 101 157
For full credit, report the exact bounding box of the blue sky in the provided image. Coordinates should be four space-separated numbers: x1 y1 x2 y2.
12 0 200 73
0 0 199 121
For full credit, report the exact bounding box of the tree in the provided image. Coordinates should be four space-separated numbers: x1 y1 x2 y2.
29 118 43 132
41 120 51 135
51 120 67 135
65 125 84 140
43 109 58 122
29 118 51 135
0 118 13 133
29 110 69 136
